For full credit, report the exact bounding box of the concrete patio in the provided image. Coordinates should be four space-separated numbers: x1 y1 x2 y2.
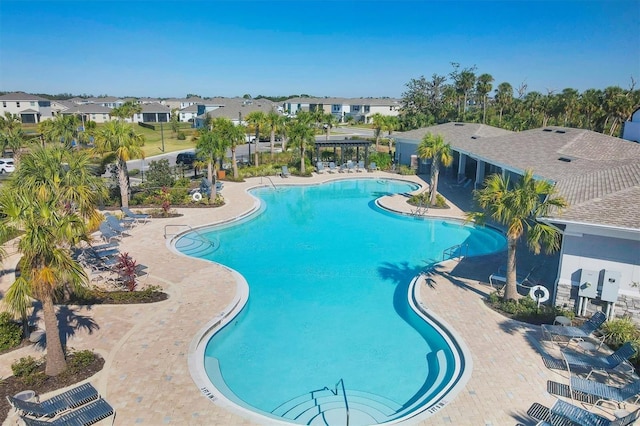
1 171 571 425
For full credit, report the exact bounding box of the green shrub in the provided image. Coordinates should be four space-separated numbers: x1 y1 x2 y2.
177 131 186 140
11 356 41 377
486 292 574 324
128 169 140 177
601 317 640 362
397 165 416 175
0 312 23 351
66 350 96 374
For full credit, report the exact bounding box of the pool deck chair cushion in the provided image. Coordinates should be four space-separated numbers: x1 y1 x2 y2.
368 162 377 172
541 311 607 346
328 162 337 173
281 166 290 178
21 398 115 426
7 382 99 418
316 162 325 174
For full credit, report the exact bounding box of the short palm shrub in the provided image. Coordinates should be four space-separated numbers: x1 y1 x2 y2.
397 165 415 175
601 317 640 363
486 292 574 324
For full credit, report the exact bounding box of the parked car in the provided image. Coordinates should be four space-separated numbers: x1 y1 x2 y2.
176 152 196 167
0 158 15 173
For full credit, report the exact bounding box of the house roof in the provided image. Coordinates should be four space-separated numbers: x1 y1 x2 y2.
140 103 171 113
198 99 276 120
397 122 640 230
62 104 112 114
284 97 401 107
0 92 49 102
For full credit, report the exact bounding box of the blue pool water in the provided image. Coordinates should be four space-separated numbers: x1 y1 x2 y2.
178 179 506 423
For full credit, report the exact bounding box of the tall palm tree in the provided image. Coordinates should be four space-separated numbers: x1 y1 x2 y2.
288 120 316 174
467 170 567 301
371 113 385 150
245 111 266 166
196 126 228 199
495 82 514 126
475 73 494 124
416 133 453 206
94 120 145 208
39 114 80 148
264 111 284 157
110 101 142 122
0 112 26 161
322 113 338 140
0 146 105 376
226 122 246 179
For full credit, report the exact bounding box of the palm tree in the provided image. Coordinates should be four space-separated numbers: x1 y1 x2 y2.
227 122 246 179
39 114 80 148
288 120 316 174
476 73 494 124
94 120 145 208
245 111 266 166
0 146 105 376
495 82 514 126
416 133 453 206
322 113 338 140
371 113 385 150
110 101 142 122
467 170 567 301
196 126 227 199
0 112 26 161
264 111 284 157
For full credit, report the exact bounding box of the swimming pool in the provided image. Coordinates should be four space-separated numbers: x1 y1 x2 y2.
183 179 506 424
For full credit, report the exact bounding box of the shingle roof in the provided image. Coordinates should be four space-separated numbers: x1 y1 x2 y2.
395 122 513 142
198 99 276 119
141 103 170 113
398 123 640 230
284 97 401 106
0 92 49 101
63 104 112 114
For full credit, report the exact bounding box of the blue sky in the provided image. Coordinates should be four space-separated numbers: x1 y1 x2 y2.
0 0 638 98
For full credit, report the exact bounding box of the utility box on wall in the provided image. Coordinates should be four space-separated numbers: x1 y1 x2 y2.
601 270 621 303
578 269 599 298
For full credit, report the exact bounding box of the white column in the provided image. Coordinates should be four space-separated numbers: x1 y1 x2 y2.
457 154 467 177
475 160 485 188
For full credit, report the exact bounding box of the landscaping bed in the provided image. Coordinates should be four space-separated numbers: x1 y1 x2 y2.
66 287 168 305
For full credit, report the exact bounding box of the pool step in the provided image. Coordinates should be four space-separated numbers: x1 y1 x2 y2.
273 388 401 425
174 236 217 257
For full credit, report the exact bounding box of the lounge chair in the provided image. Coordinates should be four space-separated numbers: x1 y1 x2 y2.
347 161 355 173
281 165 290 178
564 342 636 380
104 213 134 232
527 399 639 426
368 162 377 172
121 207 150 225
98 222 122 243
356 160 365 172
215 181 223 191
327 162 337 173
21 398 115 426
7 382 99 419
316 162 325 174
541 311 607 346
547 376 640 408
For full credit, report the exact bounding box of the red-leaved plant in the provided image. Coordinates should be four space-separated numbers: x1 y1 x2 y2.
115 252 138 291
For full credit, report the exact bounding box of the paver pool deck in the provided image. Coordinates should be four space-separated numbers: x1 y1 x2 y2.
1 171 559 426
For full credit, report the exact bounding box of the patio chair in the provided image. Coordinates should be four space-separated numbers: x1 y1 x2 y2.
347 161 355 173
98 222 122 243
21 397 115 426
281 165 290 178
215 181 224 191
368 162 377 172
121 207 150 225
7 382 99 419
316 162 325 174
548 376 640 408
528 399 639 426
104 213 133 233
328 162 337 173
561 342 637 380
356 160 365 172
541 311 607 346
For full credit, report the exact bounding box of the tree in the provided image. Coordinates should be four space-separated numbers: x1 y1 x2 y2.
245 111 266 166
0 112 26 161
288 120 315 174
476 73 494 124
449 63 476 121
467 170 567 301
170 108 180 133
322 113 338 140
94 120 145 208
416 133 453 206
371 113 385 150
110 101 142 121
495 82 514 126
227 122 246 179
39 114 80 148
0 146 105 375
264 111 284 157
198 122 230 199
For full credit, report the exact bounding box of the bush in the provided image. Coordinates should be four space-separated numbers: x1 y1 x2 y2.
11 356 41 377
0 312 22 351
177 131 186 140
65 350 96 375
369 152 392 170
145 159 175 189
486 292 574 324
128 169 140 177
601 317 640 362
397 165 416 175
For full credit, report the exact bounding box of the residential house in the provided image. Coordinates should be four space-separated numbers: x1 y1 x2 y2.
194 98 277 128
395 122 640 321
0 92 54 123
60 103 113 124
282 97 401 123
133 102 171 123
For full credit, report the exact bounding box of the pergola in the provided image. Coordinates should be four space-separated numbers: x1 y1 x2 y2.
314 139 372 166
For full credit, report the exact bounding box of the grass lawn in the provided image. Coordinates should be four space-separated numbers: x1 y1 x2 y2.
133 123 198 156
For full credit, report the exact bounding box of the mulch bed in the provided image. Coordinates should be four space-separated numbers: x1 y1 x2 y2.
0 353 105 422
66 290 168 305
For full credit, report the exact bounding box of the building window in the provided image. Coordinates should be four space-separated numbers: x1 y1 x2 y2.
352 105 360 112
364 106 370 113
16 102 20 108
30 102 35 106
103 114 107 120
92 115 96 120
332 104 341 112
2 102 5 108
